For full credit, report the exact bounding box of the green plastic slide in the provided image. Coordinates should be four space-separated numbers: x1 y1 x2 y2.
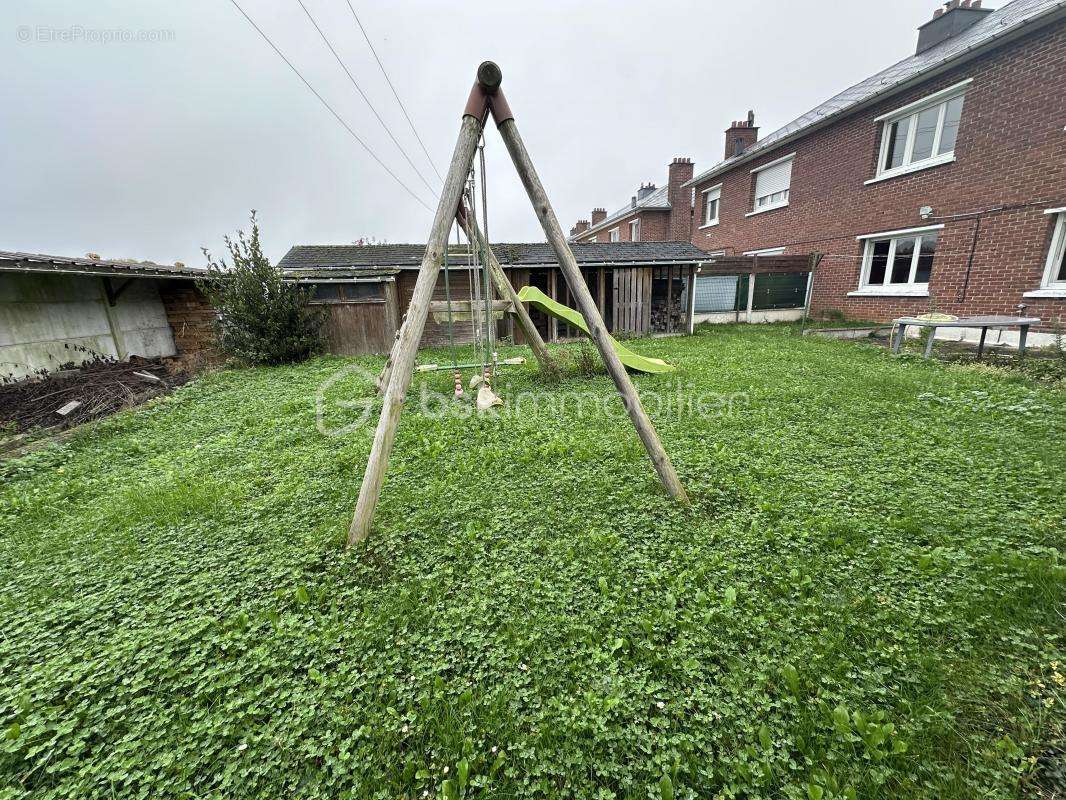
516 285 676 374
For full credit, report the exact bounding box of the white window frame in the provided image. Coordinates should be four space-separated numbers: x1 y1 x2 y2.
1025 208 1066 298
608 227 620 243
743 247 786 256
746 153 794 217
588 234 599 243
700 184 722 228
867 79 971 185
629 219 640 242
848 224 944 297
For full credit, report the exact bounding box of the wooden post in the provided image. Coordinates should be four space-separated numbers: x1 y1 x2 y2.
495 111 689 505
666 268 674 335
746 269 756 324
597 268 606 323
348 100 485 546
686 264 697 335
799 252 821 333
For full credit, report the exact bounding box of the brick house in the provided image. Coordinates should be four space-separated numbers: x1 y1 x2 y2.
569 158 695 244
685 0 1066 346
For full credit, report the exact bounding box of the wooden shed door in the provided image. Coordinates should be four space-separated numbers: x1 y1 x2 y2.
316 281 398 356
611 267 651 335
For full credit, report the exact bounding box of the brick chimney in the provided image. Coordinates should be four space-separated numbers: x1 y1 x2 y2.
636 182 658 201
571 219 590 237
591 207 607 226
917 0 991 54
724 111 758 159
667 157 694 241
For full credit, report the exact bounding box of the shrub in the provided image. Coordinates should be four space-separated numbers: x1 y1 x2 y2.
199 211 323 365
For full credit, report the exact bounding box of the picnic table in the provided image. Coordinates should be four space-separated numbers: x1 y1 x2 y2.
891 315 1042 359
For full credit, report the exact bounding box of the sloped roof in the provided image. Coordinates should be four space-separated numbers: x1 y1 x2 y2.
685 0 1066 188
280 242 708 276
0 250 204 279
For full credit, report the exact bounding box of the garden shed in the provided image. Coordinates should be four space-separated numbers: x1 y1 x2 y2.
0 251 216 381
279 242 711 354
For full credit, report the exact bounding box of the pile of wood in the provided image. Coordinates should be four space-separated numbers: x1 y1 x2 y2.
651 281 687 333
0 357 188 438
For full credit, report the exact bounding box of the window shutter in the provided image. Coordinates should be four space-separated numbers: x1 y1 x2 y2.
754 158 793 199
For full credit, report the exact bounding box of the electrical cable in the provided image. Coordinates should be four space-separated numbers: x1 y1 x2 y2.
227 0 433 212
294 0 437 196
342 0 444 183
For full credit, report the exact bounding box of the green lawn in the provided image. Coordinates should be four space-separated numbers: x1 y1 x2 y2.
1 326 1062 799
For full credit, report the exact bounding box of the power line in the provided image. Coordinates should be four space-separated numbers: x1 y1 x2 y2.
343 0 444 184
294 0 437 197
227 0 433 213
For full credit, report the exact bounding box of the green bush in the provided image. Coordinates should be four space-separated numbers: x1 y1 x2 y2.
199 211 323 365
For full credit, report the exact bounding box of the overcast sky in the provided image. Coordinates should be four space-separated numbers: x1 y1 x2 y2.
1 0 943 266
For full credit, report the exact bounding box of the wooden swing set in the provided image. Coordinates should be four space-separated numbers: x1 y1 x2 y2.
348 62 689 546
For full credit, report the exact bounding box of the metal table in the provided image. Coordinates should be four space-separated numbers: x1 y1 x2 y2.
891 315 1042 359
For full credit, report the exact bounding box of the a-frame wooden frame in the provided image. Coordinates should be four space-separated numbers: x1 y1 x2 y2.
348 62 688 546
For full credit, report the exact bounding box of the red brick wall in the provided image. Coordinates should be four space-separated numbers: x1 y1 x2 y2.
575 209 671 243
691 18 1066 329
158 280 219 369
573 158 695 243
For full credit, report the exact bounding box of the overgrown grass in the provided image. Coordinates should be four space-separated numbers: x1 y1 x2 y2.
1 326 1062 799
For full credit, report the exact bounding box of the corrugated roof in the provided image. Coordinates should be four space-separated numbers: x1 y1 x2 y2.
685 0 1066 188
0 251 205 279
279 242 709 274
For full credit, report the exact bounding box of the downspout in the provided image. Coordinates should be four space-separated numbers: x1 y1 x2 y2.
958 216 982 303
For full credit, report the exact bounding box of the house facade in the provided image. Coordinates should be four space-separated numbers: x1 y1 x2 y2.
569 158 695 244
685 0 1066 345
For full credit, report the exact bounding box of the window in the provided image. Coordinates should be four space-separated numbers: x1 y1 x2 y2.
629 219 640 241
608 227 620 242
589 234 599 243
743 247 786 256
309 282 384 303
701 185 721 227
748 154 794 215
341 282 384 300
871 80 969 182
853 225 942 295
1041 210 1066 288
312 283 340 302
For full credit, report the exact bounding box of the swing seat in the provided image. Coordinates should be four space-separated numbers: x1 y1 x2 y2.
476 384 503 411
429 299 511 324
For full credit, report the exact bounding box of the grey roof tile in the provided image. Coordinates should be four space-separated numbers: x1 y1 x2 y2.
685 0 1066 187
0 250 205 279
279 242 708 274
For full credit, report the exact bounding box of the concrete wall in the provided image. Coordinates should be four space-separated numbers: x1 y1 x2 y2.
694 308 804 325
0 273 176 380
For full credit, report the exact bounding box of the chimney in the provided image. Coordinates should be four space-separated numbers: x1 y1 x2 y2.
667 157 694 241
916 0 991 54
570 219 590 236
591 207 607 226
724 110 759 159
636 182 657 201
